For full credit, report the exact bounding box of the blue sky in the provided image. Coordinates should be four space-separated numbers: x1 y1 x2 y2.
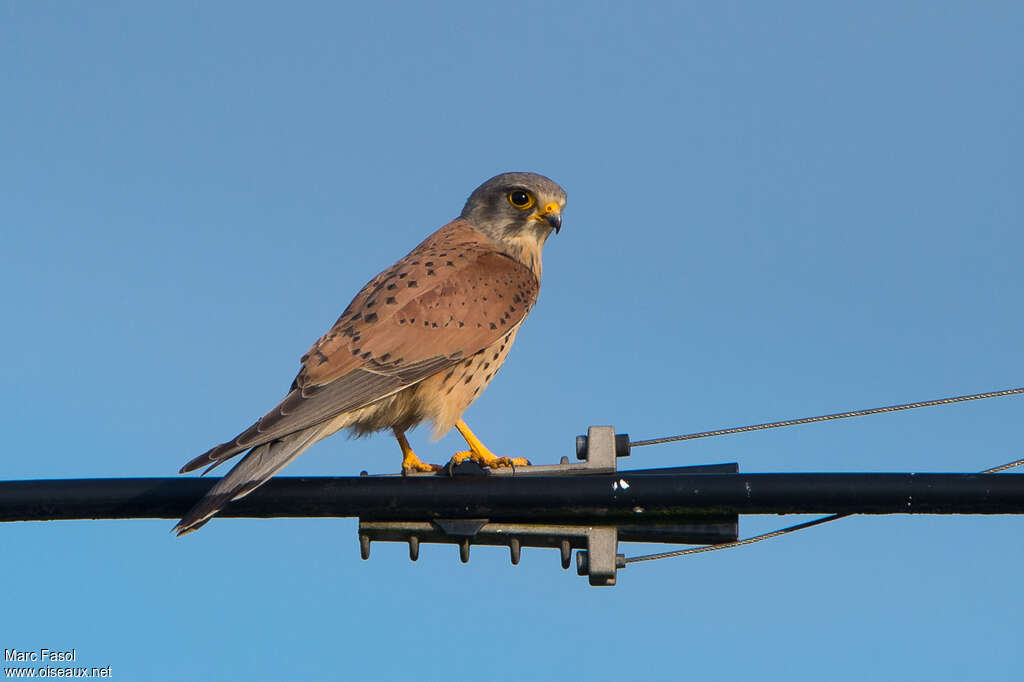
2 2 1022 680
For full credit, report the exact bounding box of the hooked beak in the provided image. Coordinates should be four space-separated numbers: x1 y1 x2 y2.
536 202 562 233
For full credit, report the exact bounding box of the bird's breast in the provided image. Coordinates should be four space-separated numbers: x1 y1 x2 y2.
405 323 524 440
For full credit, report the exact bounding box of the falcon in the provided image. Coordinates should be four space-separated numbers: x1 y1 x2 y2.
175 172 566 534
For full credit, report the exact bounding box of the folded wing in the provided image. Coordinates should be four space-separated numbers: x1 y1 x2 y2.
181 220 540 473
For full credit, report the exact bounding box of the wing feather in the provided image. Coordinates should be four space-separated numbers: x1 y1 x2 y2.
181 219 540 474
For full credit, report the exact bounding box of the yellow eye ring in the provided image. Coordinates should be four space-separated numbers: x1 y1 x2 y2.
507 189 535 210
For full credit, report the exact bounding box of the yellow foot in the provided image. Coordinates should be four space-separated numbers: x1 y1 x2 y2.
394 428 442 474
450 419 529 470
401 450 443 474
448 449 530 469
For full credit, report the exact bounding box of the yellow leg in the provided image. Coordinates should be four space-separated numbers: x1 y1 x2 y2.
449 419 530 469
394 428 442 474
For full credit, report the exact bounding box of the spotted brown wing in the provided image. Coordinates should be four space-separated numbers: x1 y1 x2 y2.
180 220 539 472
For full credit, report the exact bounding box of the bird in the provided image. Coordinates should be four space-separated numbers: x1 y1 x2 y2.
174 172 566 534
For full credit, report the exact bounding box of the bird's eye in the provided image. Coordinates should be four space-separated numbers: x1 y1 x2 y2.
507 190 535 210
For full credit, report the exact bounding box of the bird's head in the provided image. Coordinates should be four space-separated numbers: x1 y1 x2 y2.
460 172 566 247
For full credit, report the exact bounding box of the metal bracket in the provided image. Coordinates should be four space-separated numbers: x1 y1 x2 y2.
358 519 626 585
356 426 738 587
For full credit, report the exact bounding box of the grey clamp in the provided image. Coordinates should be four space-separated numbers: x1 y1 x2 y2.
358 426 628 586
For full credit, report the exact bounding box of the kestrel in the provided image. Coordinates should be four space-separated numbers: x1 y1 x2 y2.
175 172 566 534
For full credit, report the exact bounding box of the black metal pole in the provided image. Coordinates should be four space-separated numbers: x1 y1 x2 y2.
2 472 1024 523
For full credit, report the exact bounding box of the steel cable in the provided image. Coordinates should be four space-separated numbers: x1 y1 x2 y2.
625 386 1024 564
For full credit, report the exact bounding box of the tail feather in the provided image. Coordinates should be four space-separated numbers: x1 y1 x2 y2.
174 423 333 535
179 438 250 474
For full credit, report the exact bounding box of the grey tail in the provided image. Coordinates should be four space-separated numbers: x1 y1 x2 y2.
174 423 333 535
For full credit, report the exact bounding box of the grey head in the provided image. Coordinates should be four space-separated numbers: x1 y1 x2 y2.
460 172 567 246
